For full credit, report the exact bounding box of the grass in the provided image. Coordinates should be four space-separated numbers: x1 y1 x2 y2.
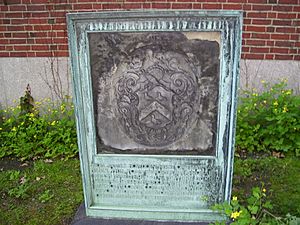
0 159 83 225
0 155 299 224
233 155 300 217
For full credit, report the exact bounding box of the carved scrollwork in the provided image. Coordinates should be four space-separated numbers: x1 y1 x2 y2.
115 47 199 146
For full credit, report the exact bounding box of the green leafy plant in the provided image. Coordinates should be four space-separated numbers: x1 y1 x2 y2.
0 96 77 160
211 185 298 225
38 189 54 203
236 80 300 156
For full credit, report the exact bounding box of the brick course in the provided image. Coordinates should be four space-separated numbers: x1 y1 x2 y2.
0 0 299 60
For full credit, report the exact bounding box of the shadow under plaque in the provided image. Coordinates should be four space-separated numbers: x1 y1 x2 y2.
72 204 210 225
89 32 220 155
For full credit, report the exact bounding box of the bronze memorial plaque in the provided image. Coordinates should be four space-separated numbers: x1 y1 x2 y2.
67 11 242 222
89 32 219 155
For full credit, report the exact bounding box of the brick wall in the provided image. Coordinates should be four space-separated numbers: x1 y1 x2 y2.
0 0 299 60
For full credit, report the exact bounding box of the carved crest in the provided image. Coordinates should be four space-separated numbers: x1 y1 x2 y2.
115 47 199 146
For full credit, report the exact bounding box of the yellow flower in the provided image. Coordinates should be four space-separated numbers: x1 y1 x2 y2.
232 196 238 201
263 188 266 193
273 101 278 107
285 90 292 95
11 127 17 132
29 113 34 117
263 100 267 104
283 106 288 113
261 80 265 84
254 103 257 107
231 211 242 219
252 93 258 97
0 127 2 131
51 121 56 126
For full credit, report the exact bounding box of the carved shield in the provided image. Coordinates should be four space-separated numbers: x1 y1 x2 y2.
115 47 199 146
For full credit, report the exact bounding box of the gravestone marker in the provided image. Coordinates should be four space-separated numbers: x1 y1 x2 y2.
67 10 242 223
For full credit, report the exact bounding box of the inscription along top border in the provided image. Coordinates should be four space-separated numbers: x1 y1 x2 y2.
67 10 242 222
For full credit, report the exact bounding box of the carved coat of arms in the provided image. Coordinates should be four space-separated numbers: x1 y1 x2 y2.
89 32 219 154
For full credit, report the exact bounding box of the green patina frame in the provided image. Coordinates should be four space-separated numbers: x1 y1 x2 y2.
67 10 243 222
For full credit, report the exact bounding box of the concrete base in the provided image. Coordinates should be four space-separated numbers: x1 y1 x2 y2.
71 204 209 225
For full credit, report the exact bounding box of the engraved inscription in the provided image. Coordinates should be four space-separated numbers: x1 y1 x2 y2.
92 158 222 209
115 49 199 146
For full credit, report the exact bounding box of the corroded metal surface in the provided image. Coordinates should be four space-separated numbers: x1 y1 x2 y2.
89 32 219 154
67 10 242 222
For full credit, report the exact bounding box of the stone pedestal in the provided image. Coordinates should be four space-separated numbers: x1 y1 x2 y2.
72 204 209 225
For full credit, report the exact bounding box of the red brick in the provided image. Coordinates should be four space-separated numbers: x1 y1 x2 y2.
142 3 151 9
36 52 53 57
58 44 68 50
247 12 268 18
242 32 251 39
274 54 294 60
7 25 25 31
172 3 193 9
266 41 274 46
5 13 23 18
267 12 277 18
242 47 250 52
278 0 298 3
0 26 7 32
11 19 28 24
0 52 10 57
271 34 290 40
31 0 49 3
294 55 300 60
290 34 299 40
32 45 50 51
28 18 48 24
27 5 46 11
250 47 269 53
192 3 202 9
266 26 275 32
203 3 222 9
53 4 72 10
52 24 66 30
92 4 102 10
35 38 54 44
6 45 13 51
272 20 292 26
49 11 67 18
248 0 267 2
33 25 52 31
27 52 36 57
277 13 297 19
275 27 296 33
252 19 272 25
152 3 171 9
12 32 29 38
4 33 11 38
252 33 270 39
243 5 251 10
275 41 294 47
273 5 293 11
123 3 143 9
52 38 67 44
289 49 298 54
244 53 265 59
9 5 26 11
73 4 93 10
14 45 31 51
53 51 69 57
245 25 266 32
5 0 21 4
222 4 242 10
270 48 289 54
102 3 123 9
10 52 28 57
265 54 274 60
0 39 9 44
252 4 272 11
0 6 8 11
9 39 27 44
31 12 50 18
245 40 266 46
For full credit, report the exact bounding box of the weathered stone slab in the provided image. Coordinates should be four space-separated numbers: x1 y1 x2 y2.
89 32 219 155
67 10 242 222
